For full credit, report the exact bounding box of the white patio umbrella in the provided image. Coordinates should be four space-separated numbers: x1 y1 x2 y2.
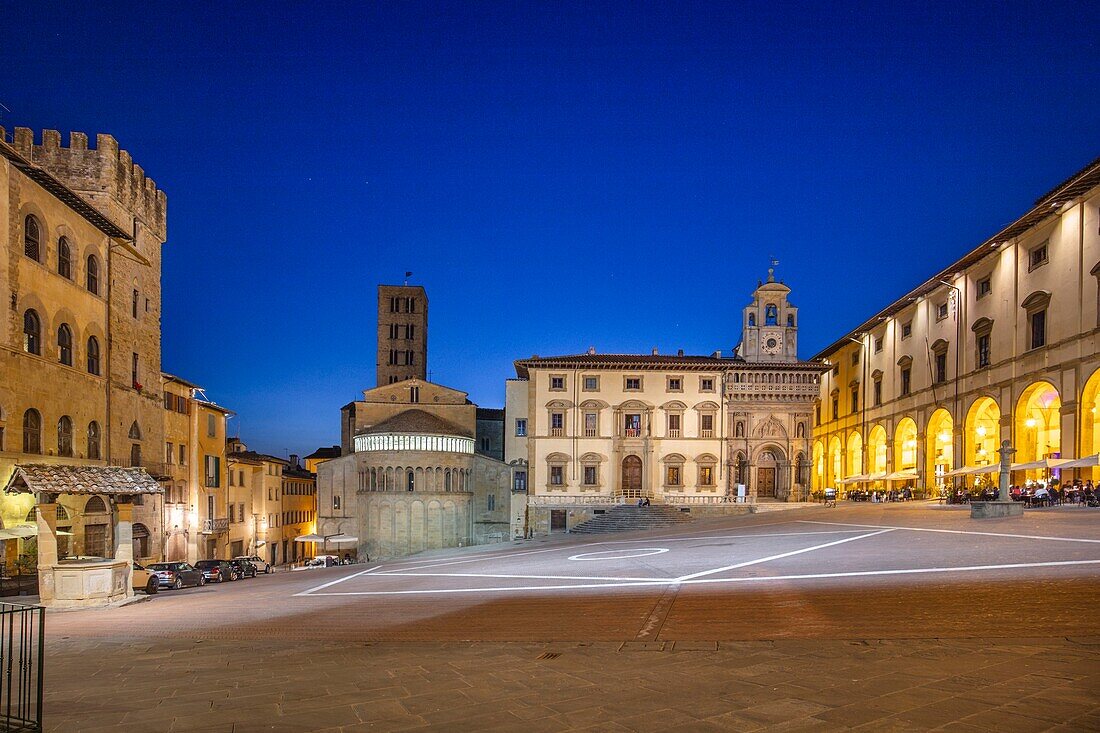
293 533 324 543
1055 453 1100 469
1010 457 1073 472
327 534 359 544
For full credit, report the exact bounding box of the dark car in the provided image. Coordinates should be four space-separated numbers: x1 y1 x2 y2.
229 558 257 578
148 562 205 590
195 559 237 583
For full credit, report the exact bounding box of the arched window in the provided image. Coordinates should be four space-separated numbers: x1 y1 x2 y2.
58 324 73 366
24 215 40 261
88 421 101 460
58 237 72 278
84 495 107 514
128 421 142 440
86 255 100 295
748 313 756 327
734 452 748 485
766 304 778 326
23 409 42 454
130 443 141 467
57 415 73 456
407 469 415 492
87 336 101 375
787 314 795 327
132 523 150 558
23 310 41 355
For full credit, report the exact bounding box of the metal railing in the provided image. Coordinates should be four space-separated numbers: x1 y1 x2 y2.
0 603 44 732
201 518 229 534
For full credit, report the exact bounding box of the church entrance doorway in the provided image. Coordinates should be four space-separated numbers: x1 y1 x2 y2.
757 468 776 498
621 455 642 498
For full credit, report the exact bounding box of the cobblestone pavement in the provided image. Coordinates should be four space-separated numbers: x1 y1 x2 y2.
40 503 1100 731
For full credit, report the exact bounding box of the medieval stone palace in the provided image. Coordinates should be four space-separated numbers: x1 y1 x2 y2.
506 274 824 533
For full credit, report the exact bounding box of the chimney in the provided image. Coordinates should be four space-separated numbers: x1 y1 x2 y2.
677 349 684 357
289 454 299 469
651 347 659 356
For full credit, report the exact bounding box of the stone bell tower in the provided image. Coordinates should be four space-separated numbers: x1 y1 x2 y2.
740 266 799 363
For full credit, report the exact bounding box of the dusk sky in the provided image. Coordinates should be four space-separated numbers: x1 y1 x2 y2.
4 2 1098 458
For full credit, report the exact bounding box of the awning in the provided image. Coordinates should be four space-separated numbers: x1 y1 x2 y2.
294 533 324 543
0 524 74 540
1055 453 1100 469
866 473 889 482
327 534 359 544
1010 458 1073 472
837 474 869 484
884 471 919 481
943 465 999 477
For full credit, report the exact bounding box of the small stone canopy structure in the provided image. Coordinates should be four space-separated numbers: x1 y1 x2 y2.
4 465 163 607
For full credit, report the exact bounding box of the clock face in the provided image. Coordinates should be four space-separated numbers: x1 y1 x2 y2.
762 332 782 355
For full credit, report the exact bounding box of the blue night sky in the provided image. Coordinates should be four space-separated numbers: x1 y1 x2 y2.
4 2 1098 458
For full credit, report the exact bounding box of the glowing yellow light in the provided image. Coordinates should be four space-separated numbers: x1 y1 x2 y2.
1025 418 1037 428
938 431 950 443
976 426 987 437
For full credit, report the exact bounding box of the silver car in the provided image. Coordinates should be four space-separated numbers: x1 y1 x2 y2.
234 555 272 574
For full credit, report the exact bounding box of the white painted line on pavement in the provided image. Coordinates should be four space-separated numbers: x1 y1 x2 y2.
569 548 669 561
373 541 611 574
299 558 1100 597
674 529 896 582
600 529 868 545
373 571 667 582
798 520 1100 544
294 565 383 596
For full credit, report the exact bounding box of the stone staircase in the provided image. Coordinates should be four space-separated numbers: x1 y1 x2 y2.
569 504 695 534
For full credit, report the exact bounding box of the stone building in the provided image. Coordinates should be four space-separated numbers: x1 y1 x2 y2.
507 275 823 533
376 284 427 386
318 380 512 559
812 156 1100 495
1 127 167 563
475 407 505 461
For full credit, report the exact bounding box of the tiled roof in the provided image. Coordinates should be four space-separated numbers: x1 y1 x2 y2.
228 450 288 466
304 446 341 460
513 353 825 378
358 409 473 438
4 465 164 496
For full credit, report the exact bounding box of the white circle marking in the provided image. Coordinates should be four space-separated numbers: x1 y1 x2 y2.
568 548 670 561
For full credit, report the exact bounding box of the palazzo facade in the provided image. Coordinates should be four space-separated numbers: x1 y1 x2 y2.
506 276 824 533
812 156 1100 494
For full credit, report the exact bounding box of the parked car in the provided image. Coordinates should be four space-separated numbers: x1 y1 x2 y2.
229 558 257 578
235 555 273 574
148 562 206 590
132 561 159 595
195 559 237 583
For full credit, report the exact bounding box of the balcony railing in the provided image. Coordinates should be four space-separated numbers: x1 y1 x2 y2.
700 429 714 438
623 428 642 438
201 518 229 534
550 427 564 437
584 428 598 437
110 458 171 478
668 429 680 438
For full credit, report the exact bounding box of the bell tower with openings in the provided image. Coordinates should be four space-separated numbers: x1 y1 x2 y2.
376 284 428 386
740 266 799 363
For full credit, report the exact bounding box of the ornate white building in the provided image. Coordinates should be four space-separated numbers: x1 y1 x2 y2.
506 274 824 533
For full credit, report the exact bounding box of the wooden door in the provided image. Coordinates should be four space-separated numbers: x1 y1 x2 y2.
758 467 776 498
84 524 107 558
550 510 567 532
621 455 643 497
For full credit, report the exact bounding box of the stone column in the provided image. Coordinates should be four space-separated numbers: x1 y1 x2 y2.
35 500 59 604
915 432 927 492
115 501 135 599
997 440 1015 503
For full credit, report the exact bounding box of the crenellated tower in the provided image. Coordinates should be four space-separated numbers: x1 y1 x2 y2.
7 127 167 492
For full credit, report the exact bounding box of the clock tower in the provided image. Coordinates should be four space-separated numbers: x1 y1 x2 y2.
739 266 799 363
